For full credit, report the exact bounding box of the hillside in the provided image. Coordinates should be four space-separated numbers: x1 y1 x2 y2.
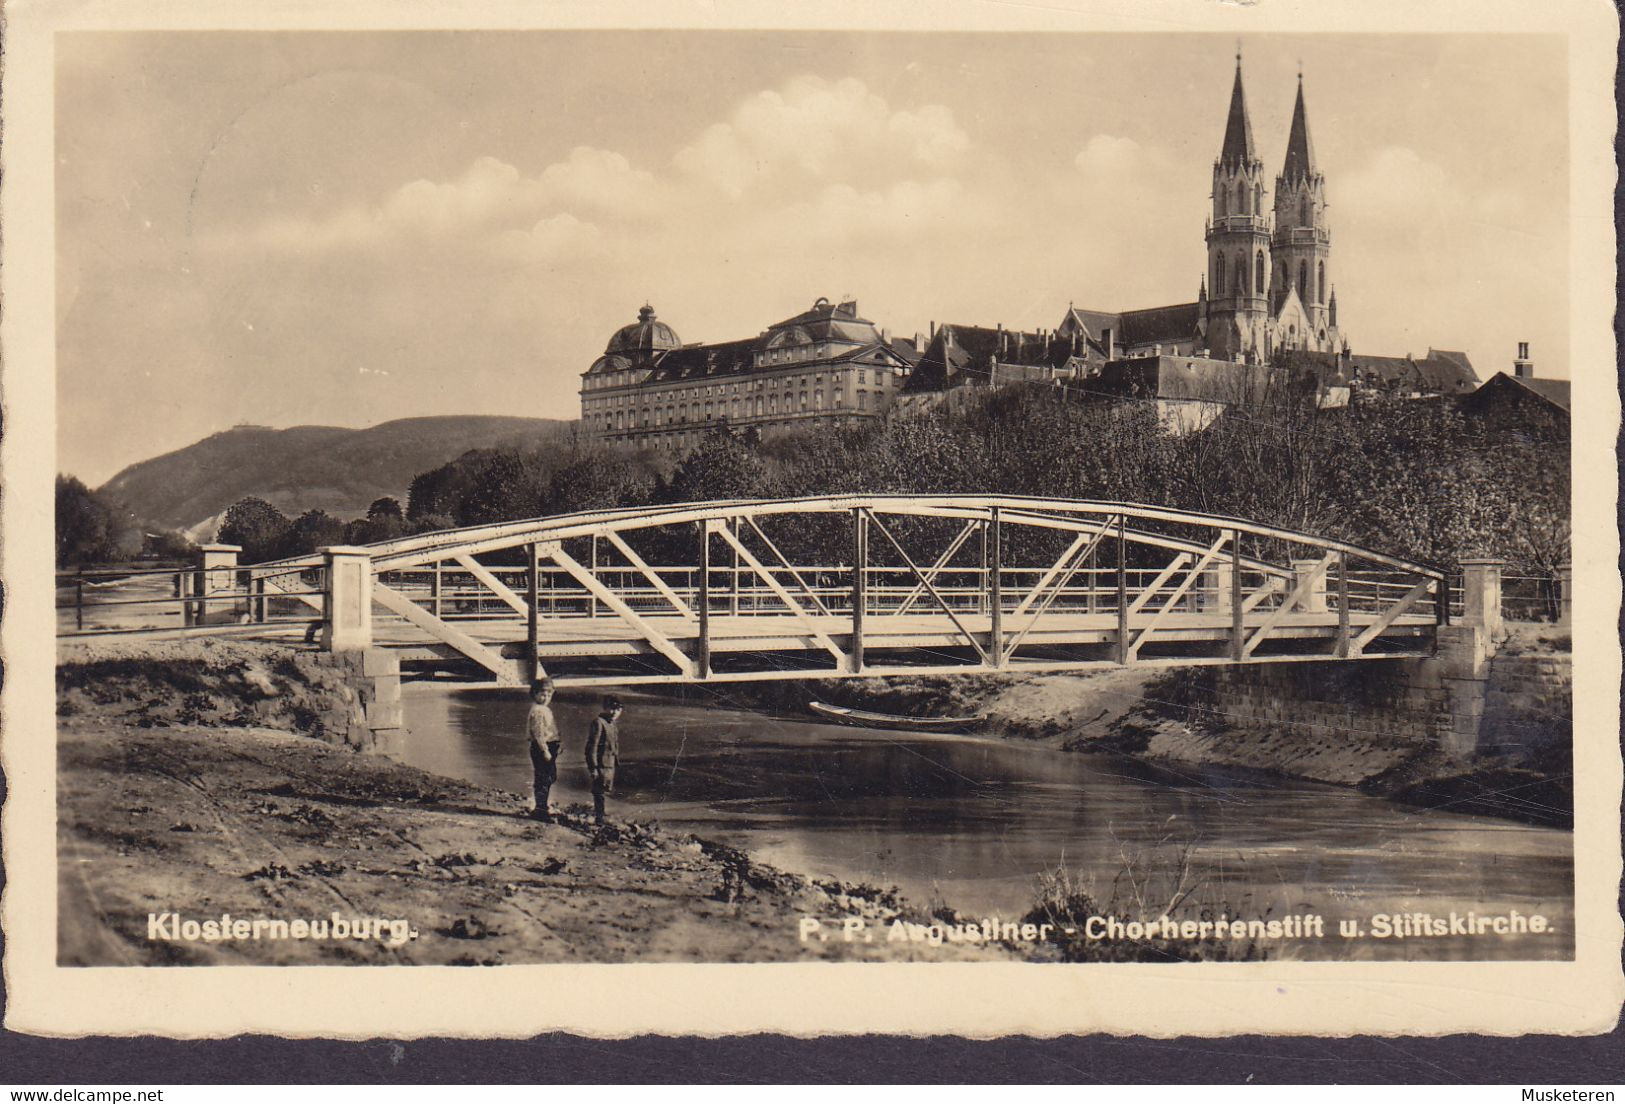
100 416 575 534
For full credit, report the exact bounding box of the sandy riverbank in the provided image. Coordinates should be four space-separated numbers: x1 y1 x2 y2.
57 715 1023 965
55 640 1024 965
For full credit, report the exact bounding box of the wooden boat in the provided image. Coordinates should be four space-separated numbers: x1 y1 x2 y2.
807 700 986 733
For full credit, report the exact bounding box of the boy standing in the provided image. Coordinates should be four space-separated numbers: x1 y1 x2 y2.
584 695 624 826
526 678 561 821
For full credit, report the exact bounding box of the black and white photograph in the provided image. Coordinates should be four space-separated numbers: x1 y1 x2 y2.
7 0 1620 1042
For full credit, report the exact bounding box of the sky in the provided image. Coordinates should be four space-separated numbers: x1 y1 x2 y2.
56 31 1569 485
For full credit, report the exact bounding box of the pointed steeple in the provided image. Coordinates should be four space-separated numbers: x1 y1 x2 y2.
1281 73 1318 184
1218 52 1257 170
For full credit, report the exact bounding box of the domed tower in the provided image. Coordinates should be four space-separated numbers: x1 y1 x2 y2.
580 305 681 436
1271 74 1334 350
1205 52 1272 362
604 304 681 358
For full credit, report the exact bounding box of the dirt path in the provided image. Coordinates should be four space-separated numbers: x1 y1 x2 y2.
57 717 1019 965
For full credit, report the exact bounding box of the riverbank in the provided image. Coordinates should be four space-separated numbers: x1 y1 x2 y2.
56 641 1019 965
719 625 1574 827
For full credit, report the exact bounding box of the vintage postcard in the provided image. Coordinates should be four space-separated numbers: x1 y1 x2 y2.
4 0 1620 1038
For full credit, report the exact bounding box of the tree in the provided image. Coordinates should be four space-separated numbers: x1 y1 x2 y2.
661 426 772 503
218 497 292 563
282 510 347 558
56 475 141 566
357 496 406 542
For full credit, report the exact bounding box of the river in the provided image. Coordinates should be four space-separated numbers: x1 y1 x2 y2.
398 681 1573 961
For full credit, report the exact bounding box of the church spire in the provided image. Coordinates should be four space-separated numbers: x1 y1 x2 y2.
1280 73 1318 184
1218 52 1257 170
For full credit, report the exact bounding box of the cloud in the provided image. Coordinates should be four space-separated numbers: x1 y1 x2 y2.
209 75 979 272
672 75 967 197
1074 133 1150 177
490 212 605 266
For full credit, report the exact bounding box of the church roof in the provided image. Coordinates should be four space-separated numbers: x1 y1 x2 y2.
1219 60 1258 170
1280 77 1318 183
1118 302 1202 346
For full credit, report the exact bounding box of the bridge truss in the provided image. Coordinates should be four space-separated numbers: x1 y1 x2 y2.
59 496 1448 688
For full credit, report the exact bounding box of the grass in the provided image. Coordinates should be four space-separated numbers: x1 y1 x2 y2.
1021 834 1274 963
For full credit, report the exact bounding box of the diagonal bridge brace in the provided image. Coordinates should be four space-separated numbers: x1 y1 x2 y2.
371 580 516 681
541 542 696 677
602 530 698 621
863 509 992 666
713 522 848 668
1241 551 1337 659
1002 522 1114 663
1347 577 1435 657
1126 532 1231 663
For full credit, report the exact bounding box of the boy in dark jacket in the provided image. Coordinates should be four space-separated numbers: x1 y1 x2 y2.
584 695 623 825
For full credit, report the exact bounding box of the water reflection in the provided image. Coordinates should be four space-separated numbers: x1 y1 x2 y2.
399 683 1573 961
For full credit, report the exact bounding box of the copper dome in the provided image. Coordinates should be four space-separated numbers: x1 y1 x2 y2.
605 304 681 355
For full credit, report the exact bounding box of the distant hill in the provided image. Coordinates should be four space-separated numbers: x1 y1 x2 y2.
100 416 577 534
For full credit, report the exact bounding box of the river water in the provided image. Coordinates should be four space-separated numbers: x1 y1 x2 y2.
398 682 1573 961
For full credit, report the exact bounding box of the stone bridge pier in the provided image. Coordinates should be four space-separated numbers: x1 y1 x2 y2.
1430 559 1504 761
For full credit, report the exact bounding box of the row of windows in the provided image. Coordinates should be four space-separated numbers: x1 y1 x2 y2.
606 416 873 449
584 365 898 406
589 390 879 433
1216 184 1316 225
1212 251 1327 305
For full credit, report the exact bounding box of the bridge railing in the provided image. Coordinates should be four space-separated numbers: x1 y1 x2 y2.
368 562 1433 625
56 563 328 637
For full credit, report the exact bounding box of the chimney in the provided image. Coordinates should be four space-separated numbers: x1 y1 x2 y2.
929 320 937 339
1514 341 1534 379
881 327 891 346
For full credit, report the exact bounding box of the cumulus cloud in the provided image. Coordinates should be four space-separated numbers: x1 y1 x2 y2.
672 75 967 197
1074 133 1150 177
210 75 978 270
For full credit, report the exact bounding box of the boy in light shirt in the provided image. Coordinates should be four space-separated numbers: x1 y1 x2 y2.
525 678 561 821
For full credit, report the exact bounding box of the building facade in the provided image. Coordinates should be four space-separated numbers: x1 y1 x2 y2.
580 299 914 450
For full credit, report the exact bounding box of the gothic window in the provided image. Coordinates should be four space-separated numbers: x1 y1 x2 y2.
1317 262 1325 304
1298 261 1308 298
1254 184 1263 212
1216 188 1226 217
1255 251 1265 297
1235 253 1246 295
1235 181 1246 214
1300 194 1310 223
1215 253 1226 294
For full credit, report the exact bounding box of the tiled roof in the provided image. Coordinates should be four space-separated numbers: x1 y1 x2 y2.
645 338 759 383
907 323 1074 392
1426 348 1475 378
1515 376 1571 411
1473 372 1572 413
1346 352 1478 395
1118 302 1202 347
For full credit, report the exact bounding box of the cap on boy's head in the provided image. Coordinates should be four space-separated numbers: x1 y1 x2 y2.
602 694 623 711
530 678 554 694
